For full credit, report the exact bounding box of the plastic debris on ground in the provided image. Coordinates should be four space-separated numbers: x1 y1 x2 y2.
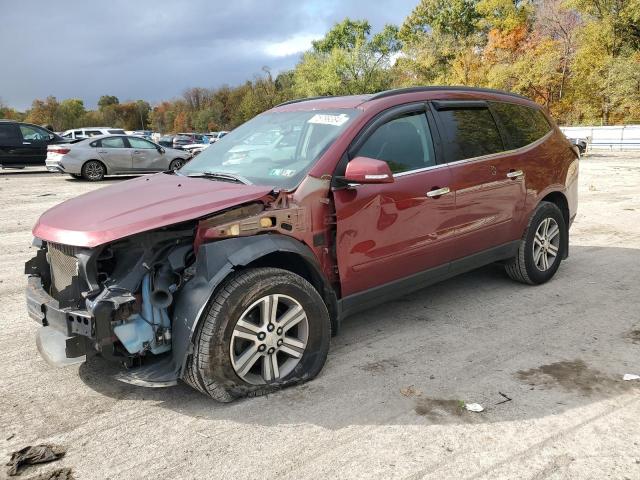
6 444 66 476
623 374 640 381
464 403 485 412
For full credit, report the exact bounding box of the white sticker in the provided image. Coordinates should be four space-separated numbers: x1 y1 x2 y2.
308 113 350 126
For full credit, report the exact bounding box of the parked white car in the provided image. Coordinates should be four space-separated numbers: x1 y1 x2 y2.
46 134 191 181
61 127 126 140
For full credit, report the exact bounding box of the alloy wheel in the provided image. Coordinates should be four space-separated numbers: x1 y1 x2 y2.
533 217 560 271
230 294 309 385
85 161 104 180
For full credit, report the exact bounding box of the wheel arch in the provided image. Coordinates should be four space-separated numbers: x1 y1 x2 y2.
82 158 108 175
539 190 570 259
165 235 338 383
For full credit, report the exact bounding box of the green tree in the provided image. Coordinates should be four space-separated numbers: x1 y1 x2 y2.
294 18 401 96
97 95 119 110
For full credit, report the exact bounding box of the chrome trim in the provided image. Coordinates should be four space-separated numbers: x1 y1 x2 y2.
506 170 524 178
426 187 450 197
392 129 554 178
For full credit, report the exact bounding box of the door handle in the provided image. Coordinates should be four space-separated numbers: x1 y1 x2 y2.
133 150 141 154
426 187 450 198
97 150 107 154
506 170 524 179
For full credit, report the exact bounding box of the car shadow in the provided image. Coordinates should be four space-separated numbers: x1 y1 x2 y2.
78 245 640 428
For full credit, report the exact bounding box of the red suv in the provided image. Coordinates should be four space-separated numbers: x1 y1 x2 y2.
25 87 579 401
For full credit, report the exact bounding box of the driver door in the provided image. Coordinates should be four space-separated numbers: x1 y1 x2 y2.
128 136 164 171
96 136 132 173
333 106 456 298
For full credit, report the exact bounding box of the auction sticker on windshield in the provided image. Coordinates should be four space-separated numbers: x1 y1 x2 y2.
308 113 350 126
269 168 297 177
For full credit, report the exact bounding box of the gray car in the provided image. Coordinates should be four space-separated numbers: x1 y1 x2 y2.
45 135 191 181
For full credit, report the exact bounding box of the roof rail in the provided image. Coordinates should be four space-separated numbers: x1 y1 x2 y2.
368 86 530 102
275 95 338 108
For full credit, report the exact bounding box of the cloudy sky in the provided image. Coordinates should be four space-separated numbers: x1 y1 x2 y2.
1 0 418 110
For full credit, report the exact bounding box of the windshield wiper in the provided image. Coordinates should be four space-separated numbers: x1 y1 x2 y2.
186 171 252 185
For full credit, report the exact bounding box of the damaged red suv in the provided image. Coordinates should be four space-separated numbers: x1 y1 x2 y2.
26 87 579 401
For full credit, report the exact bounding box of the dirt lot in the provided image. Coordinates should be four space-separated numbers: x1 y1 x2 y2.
1 152 639 480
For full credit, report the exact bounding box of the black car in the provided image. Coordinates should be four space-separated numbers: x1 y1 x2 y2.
0 120 69 168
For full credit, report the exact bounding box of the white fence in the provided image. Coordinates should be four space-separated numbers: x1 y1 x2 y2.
560 125 640 151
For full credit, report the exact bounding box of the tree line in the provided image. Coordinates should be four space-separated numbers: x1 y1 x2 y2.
1 0 638 132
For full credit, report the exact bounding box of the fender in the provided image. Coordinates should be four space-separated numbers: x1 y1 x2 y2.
115 234 335 387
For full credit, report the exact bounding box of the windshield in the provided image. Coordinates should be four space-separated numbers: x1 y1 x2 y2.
179 109 359 188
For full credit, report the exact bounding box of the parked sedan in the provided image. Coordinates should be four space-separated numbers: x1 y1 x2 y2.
46 135 191 181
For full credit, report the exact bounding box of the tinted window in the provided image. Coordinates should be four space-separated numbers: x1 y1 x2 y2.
356 112 436 174
128 137 156 149
436 108 503 162
491 102 551 149
20 125 50 141
101 137 126 148
0 124 19 141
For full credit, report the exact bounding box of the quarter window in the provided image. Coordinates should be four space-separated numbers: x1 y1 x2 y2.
490 102 551 149
101 137 126 148
356 112 436 174
435 108 504 162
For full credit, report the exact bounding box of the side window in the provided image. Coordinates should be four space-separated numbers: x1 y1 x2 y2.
128 137 156 149
435 108 504 162
85 130 102 137
90 140 101 147
490 102 552 149
356 112 436 174
19 125 50 142
0 124 19 143
101 137 126 148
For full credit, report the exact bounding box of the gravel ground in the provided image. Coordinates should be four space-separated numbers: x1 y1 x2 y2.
1 153 639 480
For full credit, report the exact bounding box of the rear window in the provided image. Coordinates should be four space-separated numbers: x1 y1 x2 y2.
108 129 125 134
0 124 19 141
490 102 551 149
436 108 504 162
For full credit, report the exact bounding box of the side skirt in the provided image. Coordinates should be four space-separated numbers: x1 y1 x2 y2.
337 240 519 319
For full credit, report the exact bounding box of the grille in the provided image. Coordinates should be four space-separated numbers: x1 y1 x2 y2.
47 243 81 304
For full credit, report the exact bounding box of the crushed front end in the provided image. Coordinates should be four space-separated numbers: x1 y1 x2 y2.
25 227 194 380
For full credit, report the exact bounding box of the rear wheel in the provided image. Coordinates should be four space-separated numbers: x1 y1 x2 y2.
81 160 105 181
183 268 331 402
505 201 567 285
169 158 185 171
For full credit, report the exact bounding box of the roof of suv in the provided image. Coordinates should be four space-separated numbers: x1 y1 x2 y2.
273 86 537 112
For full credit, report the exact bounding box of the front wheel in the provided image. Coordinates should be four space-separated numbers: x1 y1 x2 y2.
505 201 567 285
169 158 185 171
183 268 331 402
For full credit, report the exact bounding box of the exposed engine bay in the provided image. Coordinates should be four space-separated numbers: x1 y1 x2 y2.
27 226 195 365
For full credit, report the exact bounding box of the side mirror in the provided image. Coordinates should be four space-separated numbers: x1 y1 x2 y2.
157 146 165 154
343 156 394 184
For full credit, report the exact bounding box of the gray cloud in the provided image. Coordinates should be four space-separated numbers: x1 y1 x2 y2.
1 0 417 110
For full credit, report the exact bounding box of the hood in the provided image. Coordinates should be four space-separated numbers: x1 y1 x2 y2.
33 173 272 247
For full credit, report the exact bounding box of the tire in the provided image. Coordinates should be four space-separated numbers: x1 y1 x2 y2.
81 160 106 181
505 201 567 285
169 158 185 171
183 267 331 402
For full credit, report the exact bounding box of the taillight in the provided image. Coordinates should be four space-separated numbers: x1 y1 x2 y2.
48 146 70 154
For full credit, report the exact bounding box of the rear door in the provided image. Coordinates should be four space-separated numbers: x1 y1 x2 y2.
96 136 132 172
17 124 51 165
0 123 23 166
333 104 456 297
431 100 526 259
128 136 165 171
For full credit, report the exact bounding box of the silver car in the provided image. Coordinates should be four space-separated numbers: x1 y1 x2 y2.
46 135 191 181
